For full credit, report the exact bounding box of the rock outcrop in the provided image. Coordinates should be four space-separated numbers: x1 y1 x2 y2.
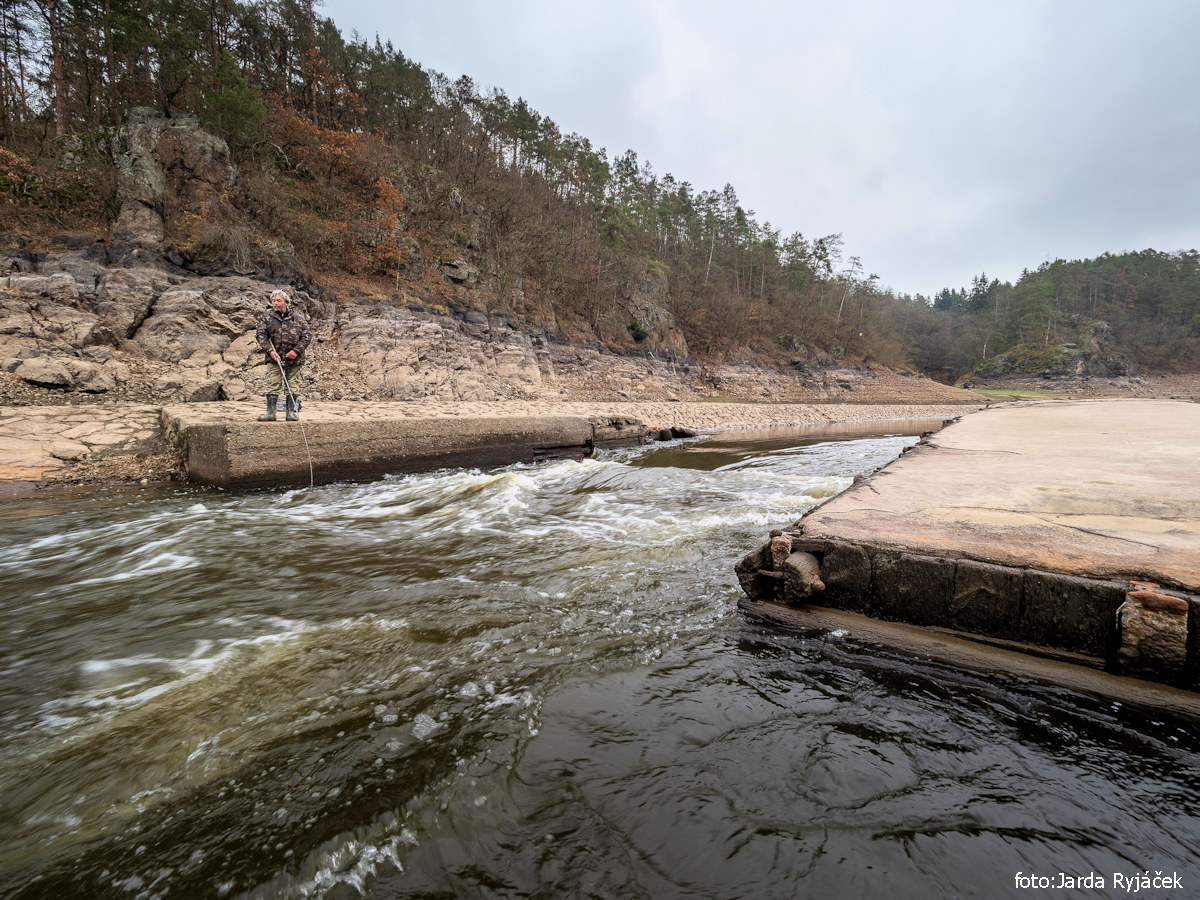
331 302 550 401
0 243 983 406
112 107 235 256
0 234 309 402
0 111 986 409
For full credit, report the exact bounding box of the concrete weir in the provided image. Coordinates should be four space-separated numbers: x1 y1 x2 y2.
737 399 1200 693
162 406 646 490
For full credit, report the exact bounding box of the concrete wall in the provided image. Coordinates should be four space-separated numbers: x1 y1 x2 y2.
172 414 646 490
737 531 1200 690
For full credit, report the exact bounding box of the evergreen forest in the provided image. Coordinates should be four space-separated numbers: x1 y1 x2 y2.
2 0 1197 381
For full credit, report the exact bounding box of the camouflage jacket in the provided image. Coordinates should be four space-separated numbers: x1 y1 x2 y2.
255 307 312 364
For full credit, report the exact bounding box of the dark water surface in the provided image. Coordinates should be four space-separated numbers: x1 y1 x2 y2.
1 423 1198 899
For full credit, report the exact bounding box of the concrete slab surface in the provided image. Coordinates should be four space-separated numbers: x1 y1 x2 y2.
800 399 1200 591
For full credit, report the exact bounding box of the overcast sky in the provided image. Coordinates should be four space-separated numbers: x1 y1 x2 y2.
321 0 1200 297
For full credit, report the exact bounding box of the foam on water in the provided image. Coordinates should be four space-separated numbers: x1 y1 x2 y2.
68 550 199 587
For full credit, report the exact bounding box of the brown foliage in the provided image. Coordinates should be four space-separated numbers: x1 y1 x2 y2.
242 101 416 274
0 146 114 232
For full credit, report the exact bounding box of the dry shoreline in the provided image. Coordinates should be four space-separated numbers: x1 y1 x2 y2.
1 399 986 490
159 398 988 432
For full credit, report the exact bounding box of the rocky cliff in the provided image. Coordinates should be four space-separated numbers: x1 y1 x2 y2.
0 112 979 409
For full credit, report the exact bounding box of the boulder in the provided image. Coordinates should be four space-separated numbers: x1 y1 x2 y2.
440 258 478 284
492 348 542 386
114 108 168 210
40 251 107 295
103 359 131 384
1117 590 1189 679
15 357 73 388
128 288 231 361
1 273 100 353
38 303 98 348
782 551 825 603
222 332 261 367
48 441 90 461
155 373 185 392
335 304 435 398
6 272 79 304
156 114 235 226
130 277 291 362
217 374 252 401
0 298 35 340
180 376 222 402
12 356 118 392
65 359 116 392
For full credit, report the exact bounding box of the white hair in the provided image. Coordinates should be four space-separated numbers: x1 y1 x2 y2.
270 290 290 303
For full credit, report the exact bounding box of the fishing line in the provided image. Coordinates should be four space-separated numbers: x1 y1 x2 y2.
270 340 315 489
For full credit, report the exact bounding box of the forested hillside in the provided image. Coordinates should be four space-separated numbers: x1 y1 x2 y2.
916 253 1200 381
2 0 1196 382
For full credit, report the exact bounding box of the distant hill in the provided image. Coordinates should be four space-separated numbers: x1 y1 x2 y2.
916 253 1200 383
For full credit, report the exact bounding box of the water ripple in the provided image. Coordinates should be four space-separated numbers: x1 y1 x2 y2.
1 425 1197 898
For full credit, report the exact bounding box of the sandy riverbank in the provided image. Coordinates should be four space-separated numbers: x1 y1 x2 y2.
0 399 986 489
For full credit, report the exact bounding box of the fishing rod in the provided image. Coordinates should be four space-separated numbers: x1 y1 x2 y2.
269 339 315 489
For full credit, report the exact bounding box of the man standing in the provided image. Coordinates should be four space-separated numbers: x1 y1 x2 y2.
254 289 312 421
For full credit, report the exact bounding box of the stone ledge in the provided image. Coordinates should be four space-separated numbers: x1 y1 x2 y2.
737 400 1200 691
164 411 647 490
738 534 1200 689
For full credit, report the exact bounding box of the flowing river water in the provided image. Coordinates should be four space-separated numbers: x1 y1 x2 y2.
1 421 1198 899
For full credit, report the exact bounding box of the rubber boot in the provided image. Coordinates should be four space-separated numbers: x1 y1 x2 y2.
258 394 278 421
285 394 298 421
